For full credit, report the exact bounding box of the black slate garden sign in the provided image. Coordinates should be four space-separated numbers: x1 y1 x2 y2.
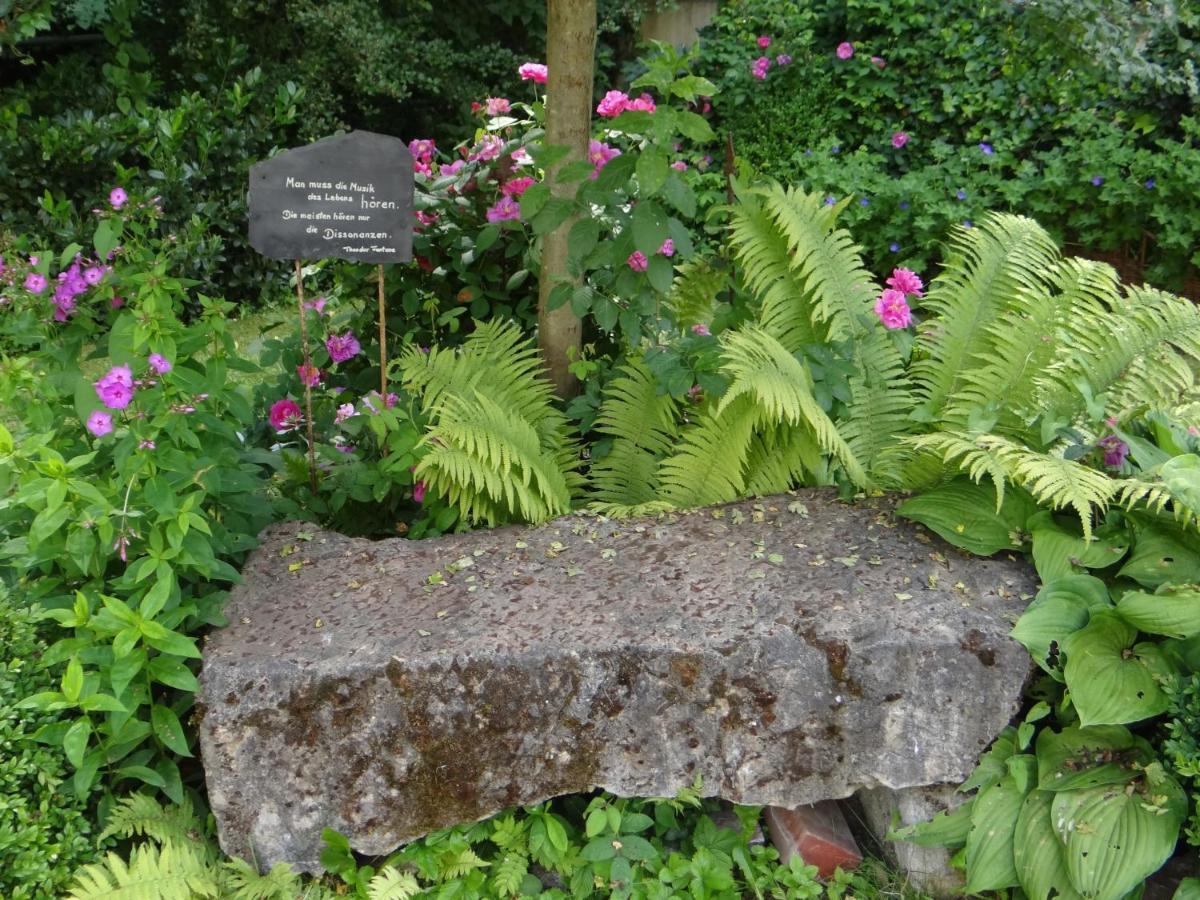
248 131 413 264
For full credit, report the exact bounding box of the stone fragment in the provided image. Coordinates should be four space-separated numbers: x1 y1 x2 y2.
764 802 862 877
857 784 966 897
198 490 1036 872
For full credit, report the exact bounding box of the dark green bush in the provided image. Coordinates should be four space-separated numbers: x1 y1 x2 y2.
0 590 97 900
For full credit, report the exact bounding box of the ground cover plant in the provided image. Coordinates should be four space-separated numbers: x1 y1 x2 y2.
3 7 1200 898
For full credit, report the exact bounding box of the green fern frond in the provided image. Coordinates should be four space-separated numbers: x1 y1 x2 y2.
742 426 823 495
368 866 422 900
911 213 1060 419
99 793 199 847
658 395 761 507
719 327 867 486
220 857 302 900
588 359 680 509
666 258 730 329
441 847 489 880
68 841 217 900
943 257 1118 437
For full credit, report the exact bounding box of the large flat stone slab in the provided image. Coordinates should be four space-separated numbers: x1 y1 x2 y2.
198 491 1035 871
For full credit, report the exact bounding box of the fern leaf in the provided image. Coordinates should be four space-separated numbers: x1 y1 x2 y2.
99 793 198 847
742 426 823 495
588 359 680 508
658 395 761 507
490 853 528 898
221 857 302 900
666 257 730 329
68 841 217 900
441 847 489 880
911 213 1060 419
368 866 422 900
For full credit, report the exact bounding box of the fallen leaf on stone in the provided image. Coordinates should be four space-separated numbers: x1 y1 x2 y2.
894 592 912 601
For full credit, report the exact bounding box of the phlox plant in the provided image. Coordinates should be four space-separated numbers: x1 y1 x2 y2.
0 188 275 804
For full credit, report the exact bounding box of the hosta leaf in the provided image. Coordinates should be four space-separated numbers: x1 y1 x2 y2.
1063 610 1170 725
1029 513 1128 582
1011 576 1111 679
964 774 1028 892
1036 725 1155 792
897 478 1027 555
1161 454 1200 515
1051 767 1186 900
1013 789 1082 900
887 799 972 848
1119 521 1200 588
961 726 1019 794
1116 586 1200 638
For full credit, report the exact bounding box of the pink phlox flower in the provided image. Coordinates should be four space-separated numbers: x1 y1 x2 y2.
596 90 630 117
325 332 362 364
891 131 909 149
86 410 113 437
83 266 104 286
658 238 675 257
836 41 855 59
24 273 47 294
468 134 505 162
627 251 649 272
691 323 711 336
413 159 433 177
486 196 522 222
95 364 135 409
296 363 322 387
874 288 912 329
109 187 128 209
501 176 536 197
757 35 771 48
269 398 303 433
147 353 172 374
485 97 511 116
518 62 548 84
334 402 356 425
886 267 924 297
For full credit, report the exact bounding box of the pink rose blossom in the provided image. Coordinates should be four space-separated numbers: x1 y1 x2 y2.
691 323 711 336
891 131 909 149
886 267 924 296
485 97 511 116
468 134 504 162
588 140 621 179
627 251 649 272
757 35 771 48
325 332 361 364
501 176 535 197
415 210 438 228
486 196 522 222
147 353 172 374
836 41 854 60
874 288 912 329
751 56 771 79
870 55 886 68
109 187 128 209
413 480 427 504
626 93 656 113
440 159 465 177
596 90 630 117
658 238 675 257
296 363 322 387
269 398 303 433
408 139 436 164
671 160 688 171
334 402 355 424
86 410 113 437
518 62 548 84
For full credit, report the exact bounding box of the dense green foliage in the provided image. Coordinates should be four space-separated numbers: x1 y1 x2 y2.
0 592 97 899
694 0 1200 290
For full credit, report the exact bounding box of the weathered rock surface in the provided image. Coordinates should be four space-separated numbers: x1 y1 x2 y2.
198 490 1035 872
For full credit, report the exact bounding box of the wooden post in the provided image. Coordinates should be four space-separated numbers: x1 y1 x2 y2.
294 259 318 493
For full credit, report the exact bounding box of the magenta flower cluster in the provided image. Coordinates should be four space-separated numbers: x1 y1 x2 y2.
874 267 924 330
596 90 656 117
326 332 361 364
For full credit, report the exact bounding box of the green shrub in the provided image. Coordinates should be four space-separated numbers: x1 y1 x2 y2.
0 589 97 900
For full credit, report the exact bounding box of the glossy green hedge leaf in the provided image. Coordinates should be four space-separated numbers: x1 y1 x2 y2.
1036 725 1154 792
147 656 199 692
62 718 91 768
1013 789 1082 900
618 834 657 861
585 808 607 838
675 110 715 142
964 775 1028 892
150 703 192 757
1117 586 1200 638
662 173 696 218
1011 576 1111 679
555 160 596 184
636 146 669 197
1119 521 1200 588
61 655 83 703
139 620 201 658
581 837 616 861
518 183 550 220
887 799 972 848
109 648 146 697
898 478 1033 555
1052 767 1186 900
1063 610 1169 725
544 814 568 853
632 201 669 256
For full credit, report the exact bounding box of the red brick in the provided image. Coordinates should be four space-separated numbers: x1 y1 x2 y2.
764 801 863 877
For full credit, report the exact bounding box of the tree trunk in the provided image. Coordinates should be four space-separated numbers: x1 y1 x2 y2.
537 0 596 398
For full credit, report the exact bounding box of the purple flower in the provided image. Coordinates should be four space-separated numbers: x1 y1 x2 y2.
831 145 841 154
658 238 675 257
1145 178 1156 189
671 160 688 171
138 439 156 450
83 266 104 286
334 402 356 424
891 131 909 149
899 200 910 211
325 332 361 364
109 187 127 209
86 410 113 437
757 35 771 49
147 353 172 374
1091 175 1104 187
751 56 771 80
24 273 47 294
836 42 854 60
979 142 994 155
824 196 836 206
413 480 427 504
94 364 135 410
859 197 870 207
296 363 322 387
485 196 522 223
963 219 973 228
889 242 900 253
776 54 792 66
1098 434 1129 468
956 189 967 201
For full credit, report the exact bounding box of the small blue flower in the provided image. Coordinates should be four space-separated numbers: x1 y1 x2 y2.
889 242 900 253
831 145 841 154
1145 178 1156 189
859 197 870 207
898 200 910 211
962 219 973 228
979 142 994 155
824 195 836 206
1091 175 1104 186
804 149 813 156
956 189 967 201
